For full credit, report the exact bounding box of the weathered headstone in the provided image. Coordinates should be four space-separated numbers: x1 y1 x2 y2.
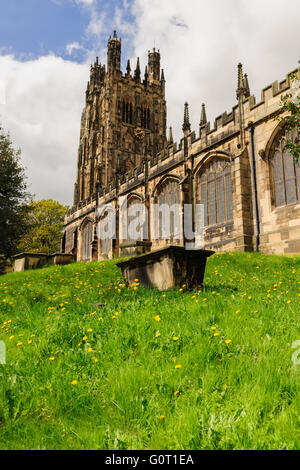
117 245 214 290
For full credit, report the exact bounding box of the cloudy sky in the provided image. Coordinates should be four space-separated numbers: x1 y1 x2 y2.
0 0 300 205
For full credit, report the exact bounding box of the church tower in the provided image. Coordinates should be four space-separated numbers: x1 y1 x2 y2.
73 32 167 205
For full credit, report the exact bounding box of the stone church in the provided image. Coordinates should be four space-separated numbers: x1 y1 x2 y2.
62 31 300 261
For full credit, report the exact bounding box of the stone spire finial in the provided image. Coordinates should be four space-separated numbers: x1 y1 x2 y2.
168 126 173 144
182 102 191 135
237 63 243 88
161 69 165 82
200 103 207 126
236 62 246 99
243 73 250 97
144 65 148 85
126 59 131 76
134 57 141 82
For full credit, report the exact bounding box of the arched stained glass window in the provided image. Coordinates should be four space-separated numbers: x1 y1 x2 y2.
155 179 181 240
126 196 144 241
197 158 233 226
82 221 93 261
270 129 300 208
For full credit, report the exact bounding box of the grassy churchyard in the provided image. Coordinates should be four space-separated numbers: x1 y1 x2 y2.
0 252 299 449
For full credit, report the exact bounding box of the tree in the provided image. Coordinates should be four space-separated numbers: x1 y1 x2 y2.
17 199 69 254
275 74 300 161
0 125 30 271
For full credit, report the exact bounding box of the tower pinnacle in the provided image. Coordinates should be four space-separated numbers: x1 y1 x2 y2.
182 102 191 136
200 103 207 126
107 30 121 72
134 57 141 82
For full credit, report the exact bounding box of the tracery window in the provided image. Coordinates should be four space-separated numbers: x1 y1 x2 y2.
122 100 133 124
270 129 300 208
124 196 144 241
141 107 150 129
155 179 181 240
197 158 233 226
82 221 93 261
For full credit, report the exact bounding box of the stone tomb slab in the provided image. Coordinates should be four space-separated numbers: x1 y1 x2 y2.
116 245 215 291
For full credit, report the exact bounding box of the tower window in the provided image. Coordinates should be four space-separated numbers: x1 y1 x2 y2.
141 107 150 129
122 100 133 124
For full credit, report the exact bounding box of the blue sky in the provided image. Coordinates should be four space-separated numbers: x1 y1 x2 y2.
0 0 135 63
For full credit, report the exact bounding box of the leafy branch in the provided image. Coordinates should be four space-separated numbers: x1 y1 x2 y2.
275 73 300 161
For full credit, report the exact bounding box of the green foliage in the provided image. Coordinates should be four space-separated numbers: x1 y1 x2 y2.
275 74 300 161
17 199 69 254
0 126 30 270
0 252 299 450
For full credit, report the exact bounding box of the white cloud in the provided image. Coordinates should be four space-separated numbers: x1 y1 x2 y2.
129 0 300 141
0 54 87 205
75 0 95 6
66 41 85 56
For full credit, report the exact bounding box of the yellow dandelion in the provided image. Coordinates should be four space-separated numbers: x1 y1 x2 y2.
82 336 88 341
71 380 78 385
49 357 55 361
160 415 165 420
214 332 220 337
9 335 14 340
211 326 217 331
16 342 22 346
173 337 179 341
174 390 180 395
87 328 93 333
154 315 161 322
93 357 98 363
155 332 161 338
225 339 232 344
175 364 182 369
28 340 32 345
87 347 93 352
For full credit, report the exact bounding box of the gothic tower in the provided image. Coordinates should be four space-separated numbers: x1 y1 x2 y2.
73 32 167 204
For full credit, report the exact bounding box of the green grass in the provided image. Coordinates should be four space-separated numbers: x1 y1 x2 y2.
0 252 299 450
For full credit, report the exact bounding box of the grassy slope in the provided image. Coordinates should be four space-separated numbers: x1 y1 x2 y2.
0 252 299 450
